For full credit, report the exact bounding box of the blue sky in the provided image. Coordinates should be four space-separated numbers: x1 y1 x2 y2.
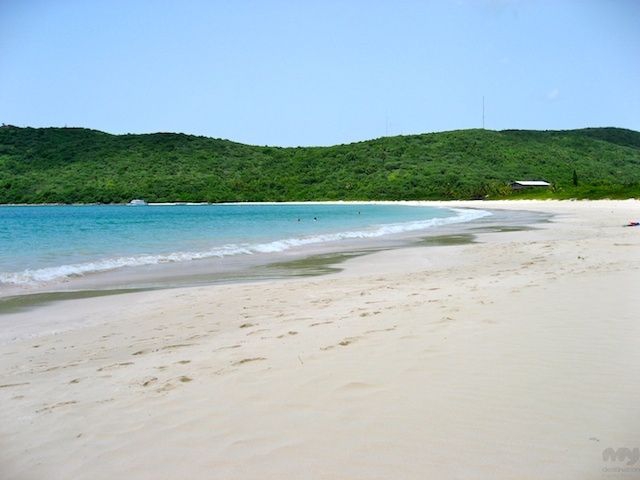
1 0 638 146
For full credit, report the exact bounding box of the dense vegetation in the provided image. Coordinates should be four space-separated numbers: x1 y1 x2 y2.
0 126 639 203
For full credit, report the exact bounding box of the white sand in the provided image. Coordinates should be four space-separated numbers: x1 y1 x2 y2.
1 200 639 480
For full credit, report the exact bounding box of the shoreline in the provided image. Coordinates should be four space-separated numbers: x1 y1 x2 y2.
0 203 546 305
1 200 639 479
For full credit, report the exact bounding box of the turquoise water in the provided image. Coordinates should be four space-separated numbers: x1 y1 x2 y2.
0 203 489 286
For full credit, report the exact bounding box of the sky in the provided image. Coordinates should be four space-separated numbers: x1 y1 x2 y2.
0 0 638 146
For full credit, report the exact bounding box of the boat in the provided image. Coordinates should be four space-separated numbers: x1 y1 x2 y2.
127 199 148 206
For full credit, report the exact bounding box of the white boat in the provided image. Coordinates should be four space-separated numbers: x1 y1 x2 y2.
127 199 148 206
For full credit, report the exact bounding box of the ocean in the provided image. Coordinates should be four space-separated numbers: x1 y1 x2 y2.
0 203 490 290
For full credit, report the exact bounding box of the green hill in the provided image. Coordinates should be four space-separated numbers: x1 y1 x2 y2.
0 126 639 203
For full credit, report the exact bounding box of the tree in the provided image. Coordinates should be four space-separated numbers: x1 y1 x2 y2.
573 169 578 186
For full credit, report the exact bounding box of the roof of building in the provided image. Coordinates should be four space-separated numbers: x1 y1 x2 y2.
512 180 551 186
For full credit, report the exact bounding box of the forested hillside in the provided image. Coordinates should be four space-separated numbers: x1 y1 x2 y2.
0 126 639 203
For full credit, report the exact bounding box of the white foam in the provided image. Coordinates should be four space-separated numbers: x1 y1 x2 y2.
0 208 490 286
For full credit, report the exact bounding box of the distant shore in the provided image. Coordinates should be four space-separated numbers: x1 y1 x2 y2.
1 200 639 479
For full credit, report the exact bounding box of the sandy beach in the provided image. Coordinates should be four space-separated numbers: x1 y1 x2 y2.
1 200 639 480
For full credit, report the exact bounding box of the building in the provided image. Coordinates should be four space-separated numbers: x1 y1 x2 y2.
510 180 551 190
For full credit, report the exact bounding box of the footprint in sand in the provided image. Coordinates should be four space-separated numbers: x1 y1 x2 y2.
155 376 193 393
233 357 266 366
132 344 194 356
45 362 81 372
142 377 158 387
186 334 207 340
215 344 242 352
276 331 298 338
247 328 270 336
345 336 363 347
37 400 78 413
364 326 396 334
156 382 175 393
0 382 30 389
97 362 134 372
320 335 361 350
309 321 333 327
